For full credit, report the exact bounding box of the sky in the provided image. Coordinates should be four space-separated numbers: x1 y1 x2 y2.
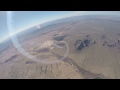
0 11 120 43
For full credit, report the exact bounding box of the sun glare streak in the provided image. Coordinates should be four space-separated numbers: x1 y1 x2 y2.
6 11 69 64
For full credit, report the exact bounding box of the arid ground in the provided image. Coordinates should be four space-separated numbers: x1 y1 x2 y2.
0 15 120 79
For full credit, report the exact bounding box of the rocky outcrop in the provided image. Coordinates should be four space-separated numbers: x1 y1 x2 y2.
102 35 106 40
101 35 120 53
118 40 120 44
91 41 96 44
53 35 67 41
4 55 18 64
86 35 89 38
74 38 94 51
83 39 90 46
77 42 85 50
74 40 82 48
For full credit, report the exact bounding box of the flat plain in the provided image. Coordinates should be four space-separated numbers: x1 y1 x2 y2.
0 15 120 79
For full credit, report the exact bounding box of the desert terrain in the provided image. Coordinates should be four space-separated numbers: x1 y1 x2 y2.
0 15 120 79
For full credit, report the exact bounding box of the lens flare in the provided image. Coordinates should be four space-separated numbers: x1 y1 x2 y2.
7 11 69 64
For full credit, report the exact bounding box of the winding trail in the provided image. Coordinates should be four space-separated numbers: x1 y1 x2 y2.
51 50 106 79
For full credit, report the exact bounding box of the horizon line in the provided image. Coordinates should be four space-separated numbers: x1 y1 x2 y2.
0 14 82 44
1 13 118 44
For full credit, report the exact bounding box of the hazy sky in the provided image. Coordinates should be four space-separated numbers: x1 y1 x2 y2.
0 11 120 43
